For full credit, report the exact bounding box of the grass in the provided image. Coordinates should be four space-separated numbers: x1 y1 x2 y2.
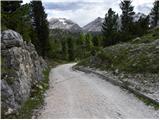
76 28 159 110
77 30 159 74
131 28 159 44
46 58 68 68
16 68 50 119
135 94 159 110
2 58 68 119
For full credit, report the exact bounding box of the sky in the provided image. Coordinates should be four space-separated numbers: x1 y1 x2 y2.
23 0 155 27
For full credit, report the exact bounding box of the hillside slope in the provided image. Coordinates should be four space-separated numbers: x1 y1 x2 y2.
76 28 159 103
77 28 158 73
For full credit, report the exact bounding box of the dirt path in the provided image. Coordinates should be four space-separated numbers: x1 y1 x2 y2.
38 63 158 119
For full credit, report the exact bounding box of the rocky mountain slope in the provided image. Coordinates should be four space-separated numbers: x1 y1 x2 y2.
82 17 104 32
48 13 149 33
49 18 82 32
1 30 48 117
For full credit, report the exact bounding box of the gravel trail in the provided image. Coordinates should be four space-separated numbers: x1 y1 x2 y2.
38 63 158 119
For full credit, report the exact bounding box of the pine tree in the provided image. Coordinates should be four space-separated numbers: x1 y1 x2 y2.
151 0 159 27
1 1 22 13
138 15 149 34
131 15 149 36
79 33 86 58
120 0 135 33
1 1 22 30
102 8 118 35
61 40 68 60
92 35 100 47
85 33 93 51
31 1 49 57
102 8 118 46
67 37 74 61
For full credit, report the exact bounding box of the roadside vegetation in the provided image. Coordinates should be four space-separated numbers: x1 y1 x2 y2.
1 0 158 63
2 58 67 119
1 0 159 118
15 68 50 119
77 28 159 74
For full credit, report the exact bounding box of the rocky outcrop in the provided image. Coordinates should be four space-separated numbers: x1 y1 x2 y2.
1 30 48 116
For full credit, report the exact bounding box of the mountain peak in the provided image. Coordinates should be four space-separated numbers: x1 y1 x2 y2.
83 17 104 32
49 18 82 32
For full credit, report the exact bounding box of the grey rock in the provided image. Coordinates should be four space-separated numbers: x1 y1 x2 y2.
1 30 23 41
83 17 104 32
1 30 23 48
1 30 48 116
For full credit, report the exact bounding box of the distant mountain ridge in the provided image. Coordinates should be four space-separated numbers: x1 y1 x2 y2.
49 12 150 33
49 18 82 32
82 17 104 32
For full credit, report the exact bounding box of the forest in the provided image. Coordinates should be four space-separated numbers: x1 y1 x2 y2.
1 0 159 62
1 0 159 119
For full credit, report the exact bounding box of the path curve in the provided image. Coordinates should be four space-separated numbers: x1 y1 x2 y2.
38 63 158 119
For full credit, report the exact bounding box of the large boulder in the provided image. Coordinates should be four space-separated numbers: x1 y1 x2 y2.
1 30 23 49
1 30 48 116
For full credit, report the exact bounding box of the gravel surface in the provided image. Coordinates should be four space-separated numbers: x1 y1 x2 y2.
38 63 158 119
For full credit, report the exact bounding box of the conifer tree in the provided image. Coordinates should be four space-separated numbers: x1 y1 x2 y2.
151 0 159 27
78 33 85 58
1 1 22 13
31 1 49 57
67 37 74 61
102 8 118 35
120 0 135 33
1 1 22 30
138 15 149 34
102 8 118 46
61 40 68 60
85 33 93 51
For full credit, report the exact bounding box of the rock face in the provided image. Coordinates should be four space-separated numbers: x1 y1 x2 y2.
49 18 82 32
1 30 47 116
83 17 104 32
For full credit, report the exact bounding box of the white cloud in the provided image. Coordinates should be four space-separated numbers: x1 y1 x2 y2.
22 0 155 27
46 0 120 27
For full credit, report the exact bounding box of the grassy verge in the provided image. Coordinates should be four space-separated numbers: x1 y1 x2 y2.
2 58 68 119
13 59 67 119
135 94 159 110
46 58 68 68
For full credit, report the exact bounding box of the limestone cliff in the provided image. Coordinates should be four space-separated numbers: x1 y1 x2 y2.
1 30 48 116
